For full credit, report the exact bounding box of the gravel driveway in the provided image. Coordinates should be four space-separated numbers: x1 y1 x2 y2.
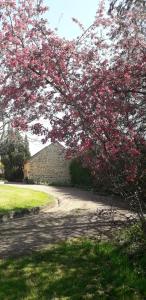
0 184 135 259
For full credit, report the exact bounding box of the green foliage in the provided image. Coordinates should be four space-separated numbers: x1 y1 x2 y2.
70 158 93 188
1 128 30 181
117 223 146 249
138 145 146 200
23 177 35 184
49 181 71 187
0 161 4 170
24 134 31 161
0 161 4 179
0 236 146 299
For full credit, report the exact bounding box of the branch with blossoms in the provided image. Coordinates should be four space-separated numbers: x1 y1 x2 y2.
0 0 146 231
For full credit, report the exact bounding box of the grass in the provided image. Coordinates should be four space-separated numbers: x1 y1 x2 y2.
0 185 54 213
0 236 146 300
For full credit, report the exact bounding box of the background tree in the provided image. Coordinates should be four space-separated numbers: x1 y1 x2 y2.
24 134 30 161
1 127 30 181
0 98 10 146
0 160 4 178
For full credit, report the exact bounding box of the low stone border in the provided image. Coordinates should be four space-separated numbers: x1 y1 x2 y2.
0 207 41 223
0 201 57 223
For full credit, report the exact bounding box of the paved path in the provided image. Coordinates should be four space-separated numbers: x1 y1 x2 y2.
0 184 135 259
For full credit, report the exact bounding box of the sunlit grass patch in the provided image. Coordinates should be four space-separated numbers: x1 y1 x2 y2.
0 185 54 213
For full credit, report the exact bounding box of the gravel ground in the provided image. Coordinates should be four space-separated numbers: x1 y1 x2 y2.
0 184 136 258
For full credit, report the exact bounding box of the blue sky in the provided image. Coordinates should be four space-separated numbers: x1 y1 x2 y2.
45 0 100 39
29 0 100 154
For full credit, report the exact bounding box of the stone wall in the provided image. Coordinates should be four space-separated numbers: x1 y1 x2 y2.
23 161 30 178
26 143 71 184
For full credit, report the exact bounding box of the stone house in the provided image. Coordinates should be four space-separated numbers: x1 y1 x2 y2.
23 142 71 184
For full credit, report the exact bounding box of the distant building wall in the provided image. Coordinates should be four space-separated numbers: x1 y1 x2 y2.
24 143 70 184
23 161 30 178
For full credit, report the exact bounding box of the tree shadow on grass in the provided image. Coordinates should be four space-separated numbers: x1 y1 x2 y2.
0 210 132 259
0 240 146 300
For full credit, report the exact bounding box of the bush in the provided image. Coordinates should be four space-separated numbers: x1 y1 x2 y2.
69 158 93 188
49 181 71 187
23 177 34 184
4 167 24 182
0 174 4 180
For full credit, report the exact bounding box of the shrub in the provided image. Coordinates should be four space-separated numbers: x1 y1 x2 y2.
23 177 34 184
49 181 71 187
69 158 93 188
4 167 24 182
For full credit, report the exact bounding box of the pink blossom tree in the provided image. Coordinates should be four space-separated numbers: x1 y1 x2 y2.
109 0 145 15
0 0 146 227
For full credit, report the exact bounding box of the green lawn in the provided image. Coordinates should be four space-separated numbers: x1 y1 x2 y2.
0 238 146 300
0 185 54 213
